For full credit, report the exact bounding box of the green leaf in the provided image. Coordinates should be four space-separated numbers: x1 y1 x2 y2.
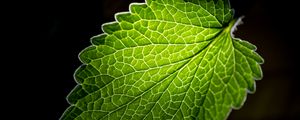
61 0 263 119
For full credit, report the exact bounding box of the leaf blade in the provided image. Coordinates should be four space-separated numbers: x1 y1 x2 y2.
61 0 263 120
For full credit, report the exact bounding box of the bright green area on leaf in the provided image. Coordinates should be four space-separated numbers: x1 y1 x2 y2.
61 0 263 119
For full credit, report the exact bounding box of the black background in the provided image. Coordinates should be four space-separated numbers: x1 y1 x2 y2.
9 0 300 119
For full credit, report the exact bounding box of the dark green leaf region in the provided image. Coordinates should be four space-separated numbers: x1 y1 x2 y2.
61 0 264 119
